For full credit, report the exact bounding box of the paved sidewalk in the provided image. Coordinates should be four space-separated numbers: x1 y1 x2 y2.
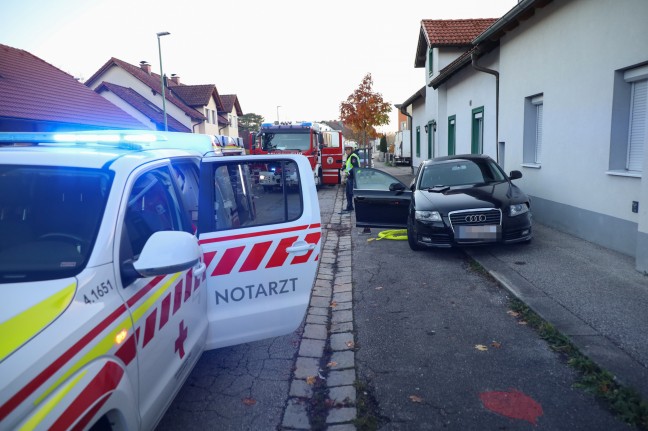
282 185 358 431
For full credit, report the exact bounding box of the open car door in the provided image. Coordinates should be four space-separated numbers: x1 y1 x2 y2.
353 168 411 228
197 155 321 350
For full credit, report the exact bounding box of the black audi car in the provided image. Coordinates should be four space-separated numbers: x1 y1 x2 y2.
353 154 532 250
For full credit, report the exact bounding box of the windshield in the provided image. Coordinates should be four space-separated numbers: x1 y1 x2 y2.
0 166 111 283
419 159 506 188
261 131 311 151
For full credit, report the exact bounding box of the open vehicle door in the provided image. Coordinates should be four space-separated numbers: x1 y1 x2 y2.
197 155 321 349
353 168 411 229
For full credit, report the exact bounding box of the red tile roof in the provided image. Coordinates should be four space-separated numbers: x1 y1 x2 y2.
421 18 498 46
85 57 206 121
95 82 190 132
171 84 218 107
220 94 243 116
0 44 143 129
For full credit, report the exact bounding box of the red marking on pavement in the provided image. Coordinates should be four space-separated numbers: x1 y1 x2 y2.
480 388 543 425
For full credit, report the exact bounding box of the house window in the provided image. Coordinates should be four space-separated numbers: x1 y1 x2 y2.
448 115 456 156
627 78 647 172
231 116 238 129
211 110 216 125
609 64 648 175
427 121 435 158
471 107 484 154
416 126 421 158
523 94 543 165
428 48 434 77
205 108 211 124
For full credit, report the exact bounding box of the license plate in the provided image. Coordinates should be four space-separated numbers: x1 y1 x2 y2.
455 225 500 240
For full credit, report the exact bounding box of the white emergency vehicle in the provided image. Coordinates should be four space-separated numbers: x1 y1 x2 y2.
0 130 321 430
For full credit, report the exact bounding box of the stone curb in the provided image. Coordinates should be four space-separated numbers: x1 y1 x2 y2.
281 186 357 430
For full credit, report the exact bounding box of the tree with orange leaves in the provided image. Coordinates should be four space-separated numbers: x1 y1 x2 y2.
339 73 392 151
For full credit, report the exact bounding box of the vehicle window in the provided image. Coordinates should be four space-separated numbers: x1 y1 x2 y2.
354 168 402 191
121 167 191 270
419 159 506 188
171 161 200 231
0 166 111 283
262 132 311 151
200 159 303 232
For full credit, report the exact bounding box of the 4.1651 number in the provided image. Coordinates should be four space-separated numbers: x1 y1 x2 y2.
84 280 115 304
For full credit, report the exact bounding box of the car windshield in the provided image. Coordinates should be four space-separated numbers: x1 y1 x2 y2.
0 166 111 283
418 158 506 188
261 131 311 151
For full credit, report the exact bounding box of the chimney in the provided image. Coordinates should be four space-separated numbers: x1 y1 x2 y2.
139 61 151 75
170 74 180 85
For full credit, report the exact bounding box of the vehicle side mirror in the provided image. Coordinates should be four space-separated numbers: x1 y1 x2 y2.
509 170 522 180
132 231 200 277
389 182 406 193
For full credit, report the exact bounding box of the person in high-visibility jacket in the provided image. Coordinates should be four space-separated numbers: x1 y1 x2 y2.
342 143 360 212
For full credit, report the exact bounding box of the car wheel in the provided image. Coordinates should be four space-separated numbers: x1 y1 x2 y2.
407 218 422 251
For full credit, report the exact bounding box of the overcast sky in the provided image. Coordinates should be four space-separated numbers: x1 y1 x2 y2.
2 0 517 131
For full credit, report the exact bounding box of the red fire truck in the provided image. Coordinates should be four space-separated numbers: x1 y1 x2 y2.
249 121 344 188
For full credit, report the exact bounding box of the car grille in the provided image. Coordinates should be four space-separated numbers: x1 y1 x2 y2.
449 208 502 229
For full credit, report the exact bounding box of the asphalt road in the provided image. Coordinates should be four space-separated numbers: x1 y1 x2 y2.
352 228 630 430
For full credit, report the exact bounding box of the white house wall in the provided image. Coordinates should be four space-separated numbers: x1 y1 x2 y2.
496 0 648 269
88 67 194 131
411 97 427 168
441 50 500 161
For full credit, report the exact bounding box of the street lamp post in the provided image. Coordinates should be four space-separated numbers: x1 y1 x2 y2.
156 31 170 131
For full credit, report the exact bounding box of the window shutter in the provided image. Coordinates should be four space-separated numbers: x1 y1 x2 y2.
627 80 647 172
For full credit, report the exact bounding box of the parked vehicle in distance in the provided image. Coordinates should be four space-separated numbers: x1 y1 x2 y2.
353 154 532 250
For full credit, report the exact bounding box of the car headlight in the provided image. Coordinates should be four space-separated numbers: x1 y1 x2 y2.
259 174 266 180
415 210 442 222
509 203 529 217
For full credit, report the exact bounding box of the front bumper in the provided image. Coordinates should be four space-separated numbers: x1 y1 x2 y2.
412 212 532 248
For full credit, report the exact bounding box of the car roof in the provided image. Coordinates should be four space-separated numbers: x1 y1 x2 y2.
0 130 207 170
424 154 493 165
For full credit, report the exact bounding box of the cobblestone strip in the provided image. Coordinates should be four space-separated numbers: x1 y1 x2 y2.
282 186 357 431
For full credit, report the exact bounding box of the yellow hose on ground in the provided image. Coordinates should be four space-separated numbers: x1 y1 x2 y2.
367 229 408 242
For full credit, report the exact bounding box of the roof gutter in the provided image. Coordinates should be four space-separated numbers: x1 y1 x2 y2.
471 51 500 163
395 103 415 174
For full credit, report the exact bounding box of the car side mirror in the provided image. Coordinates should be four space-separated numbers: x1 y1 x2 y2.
389 182 406 193
509 170 522 180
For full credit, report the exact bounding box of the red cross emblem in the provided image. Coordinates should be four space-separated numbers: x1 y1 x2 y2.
175 320 188 359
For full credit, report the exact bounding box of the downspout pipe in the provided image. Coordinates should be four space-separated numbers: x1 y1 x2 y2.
398 105 415 175
471 52 500 163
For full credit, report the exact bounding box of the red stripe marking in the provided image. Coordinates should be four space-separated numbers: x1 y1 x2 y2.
115 333 137 366
203 251 217 268
199 224 310 245
173 281 183 315
239 241 272 272
1 270 168 420
71 393 110 431
142 310 157 347
160 294 171 329
126 275 165 308
212 246 245 276
266 236 298 268
184 270 193 301
52 362 124 430
291 233 321 264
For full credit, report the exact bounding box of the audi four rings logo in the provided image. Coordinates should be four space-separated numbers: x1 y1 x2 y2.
465 214 487 222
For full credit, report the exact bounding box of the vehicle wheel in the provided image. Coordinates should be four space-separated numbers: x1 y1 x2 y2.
407 218 422 251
